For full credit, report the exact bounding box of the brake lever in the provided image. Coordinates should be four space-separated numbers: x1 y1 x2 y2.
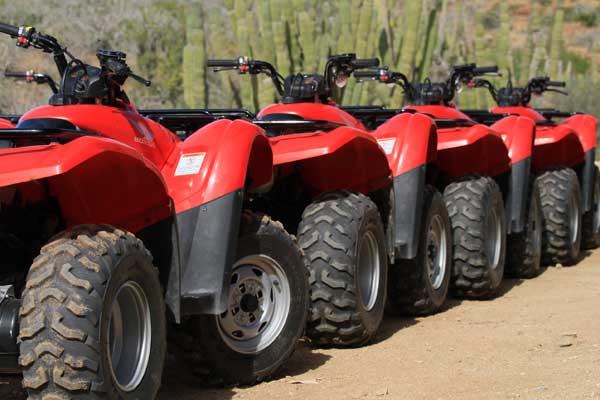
212 66 238 73
546 88 568 96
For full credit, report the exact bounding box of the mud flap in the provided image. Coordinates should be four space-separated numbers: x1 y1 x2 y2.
507 157 531 234
581 149 596 213
392 165 426 260
168 189 244 320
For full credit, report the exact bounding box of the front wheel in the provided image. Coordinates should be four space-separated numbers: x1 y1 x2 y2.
444 176 507 298
187 213 308 385
299 190 387 347
537 168 582 265
19 226 166 399
387 185 452 316
506 181 543 278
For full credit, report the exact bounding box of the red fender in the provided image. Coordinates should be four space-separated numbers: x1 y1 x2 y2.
370 112 437 176
561 114 597 153
0 118 14 128
269 127 391 196
531 125 584 172
436 125 510 178
0 137 171 232
162 119 273 213
490 116 535 164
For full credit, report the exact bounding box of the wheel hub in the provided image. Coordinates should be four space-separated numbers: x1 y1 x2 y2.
107 281 152 393
217 255 291 354
427 214 447 290
568 191 580 245
486 207 502 269
357 230 381 311
240 294 260 313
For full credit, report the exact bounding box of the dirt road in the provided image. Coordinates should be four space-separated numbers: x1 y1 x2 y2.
3 251 600 399
160 251 600 400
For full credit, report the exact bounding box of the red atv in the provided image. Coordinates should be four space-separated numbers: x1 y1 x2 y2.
0 23 310 397
352 64 541 294
466 75 599 261
208 54 453 342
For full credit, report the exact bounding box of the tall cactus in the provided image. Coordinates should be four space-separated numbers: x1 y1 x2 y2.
350 0 375 105
257 0 277 106
549 0 565 78
393 0 422 107
496 1 511 73
183 5 206 108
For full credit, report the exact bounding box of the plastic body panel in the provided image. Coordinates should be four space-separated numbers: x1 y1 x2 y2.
369 112 438 259
0 119 14 128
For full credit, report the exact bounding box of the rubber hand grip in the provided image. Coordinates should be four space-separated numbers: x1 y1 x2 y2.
548 80 566 87
473 66 498 74
207 59 239 68
0 23 19 37
352 58 380 68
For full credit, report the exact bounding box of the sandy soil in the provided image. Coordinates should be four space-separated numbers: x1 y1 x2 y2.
160 250 600 400
3 251 600 400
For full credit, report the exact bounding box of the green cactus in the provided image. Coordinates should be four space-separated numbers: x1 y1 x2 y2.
183 6 206 108
256 0 277 106
393 0 422 107
298 11 316 71
549 1 565 77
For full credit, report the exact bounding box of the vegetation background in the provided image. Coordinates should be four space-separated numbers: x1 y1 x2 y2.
0 0 598 117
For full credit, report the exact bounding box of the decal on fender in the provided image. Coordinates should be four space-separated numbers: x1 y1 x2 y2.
377 138 396 155
175 152 206 176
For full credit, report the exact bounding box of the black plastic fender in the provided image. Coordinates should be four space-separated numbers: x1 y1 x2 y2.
391 164 426 260
506 157 531 234
581 148 596 213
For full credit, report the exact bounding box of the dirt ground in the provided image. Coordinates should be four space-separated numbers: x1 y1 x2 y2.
3 250 600 399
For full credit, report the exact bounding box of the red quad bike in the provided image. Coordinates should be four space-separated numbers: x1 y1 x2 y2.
0 70 59 128
208 54 453 342
352 64 541 295
0 23 310 398
465 75 599 261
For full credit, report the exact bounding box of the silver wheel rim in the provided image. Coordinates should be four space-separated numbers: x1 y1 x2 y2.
531 196 542 258
427 215 448 290
486 207 502 269
107 281 152 392
569 191 580 245
593 183 600 234
358 231 380 311
217 255 291 354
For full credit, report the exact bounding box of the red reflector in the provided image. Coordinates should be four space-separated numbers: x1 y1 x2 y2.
18 37 27 43
240 65 249 72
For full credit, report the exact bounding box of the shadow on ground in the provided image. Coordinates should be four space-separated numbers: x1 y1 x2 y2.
159 339 331 400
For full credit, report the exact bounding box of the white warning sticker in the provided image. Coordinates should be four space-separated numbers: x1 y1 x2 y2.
377 138 396 155
175 152 206 176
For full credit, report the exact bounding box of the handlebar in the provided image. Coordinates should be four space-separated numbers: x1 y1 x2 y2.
352 58 380 69
206 59 239 68
353 70 382 79
547 80 566 87
473 66 499 74
0 23 19 37
4 71 29 78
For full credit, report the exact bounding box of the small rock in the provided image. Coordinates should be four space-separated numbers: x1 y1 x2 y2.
375 388 389 396
559 333 578 347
